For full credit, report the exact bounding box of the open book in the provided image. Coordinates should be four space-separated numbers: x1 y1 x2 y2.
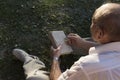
49 31 73 54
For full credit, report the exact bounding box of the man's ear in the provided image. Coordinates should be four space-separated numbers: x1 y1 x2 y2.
97 28 104 40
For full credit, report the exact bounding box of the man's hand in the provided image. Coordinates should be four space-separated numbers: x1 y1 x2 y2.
51 45 61 59
67 33 85 48
66 33 99 52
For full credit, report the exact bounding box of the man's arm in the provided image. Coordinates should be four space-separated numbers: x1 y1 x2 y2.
50 46 62 80
78 40 99 52
50 58 61 80
67 33 100 52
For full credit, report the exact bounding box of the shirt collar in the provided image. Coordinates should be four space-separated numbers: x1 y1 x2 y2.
89 42 120 55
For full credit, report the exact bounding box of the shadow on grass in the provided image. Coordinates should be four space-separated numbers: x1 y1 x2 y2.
0 50 25 80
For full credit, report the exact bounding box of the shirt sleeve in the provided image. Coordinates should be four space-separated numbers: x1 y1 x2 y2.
58 59 88 80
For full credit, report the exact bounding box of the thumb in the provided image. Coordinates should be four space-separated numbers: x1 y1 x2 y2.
57 45 62 50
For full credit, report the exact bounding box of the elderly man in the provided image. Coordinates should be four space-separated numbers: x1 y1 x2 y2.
13 3 120 80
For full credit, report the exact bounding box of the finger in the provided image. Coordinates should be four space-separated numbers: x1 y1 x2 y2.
51 46 54 50
67 34 79 39
66 39 72 45
50 46 55 52
57 44 62 50
68 33 76 36
67 36 78 40
66 36 77 45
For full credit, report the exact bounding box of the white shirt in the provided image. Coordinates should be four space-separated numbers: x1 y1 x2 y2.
58 42 120 80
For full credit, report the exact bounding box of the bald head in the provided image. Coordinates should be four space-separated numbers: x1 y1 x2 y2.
93 3 120 21
92 3 120 41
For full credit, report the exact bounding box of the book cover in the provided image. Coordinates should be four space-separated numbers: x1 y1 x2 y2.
49 31 73 54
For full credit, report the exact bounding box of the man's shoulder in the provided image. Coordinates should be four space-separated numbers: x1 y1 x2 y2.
78 54 99 64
